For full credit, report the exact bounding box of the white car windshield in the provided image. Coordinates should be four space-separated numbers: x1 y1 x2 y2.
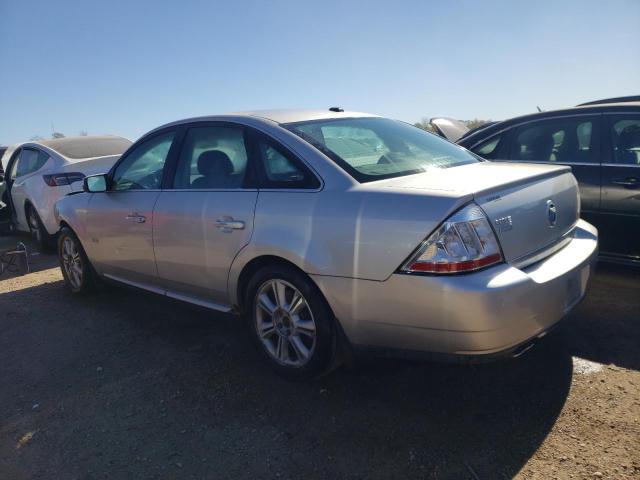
285 117 479 182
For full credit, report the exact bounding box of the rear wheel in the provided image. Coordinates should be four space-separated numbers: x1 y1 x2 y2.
246 265 336 380
27 206 53 252
58 227 96 294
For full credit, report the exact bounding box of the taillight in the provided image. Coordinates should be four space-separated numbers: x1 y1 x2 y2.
400 203 503 274
43 172 85 186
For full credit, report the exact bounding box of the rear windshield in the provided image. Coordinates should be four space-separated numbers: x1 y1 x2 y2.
284 117 478 182
48 137 132 160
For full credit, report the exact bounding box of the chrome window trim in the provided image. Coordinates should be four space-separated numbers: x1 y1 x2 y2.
601 163 640 168
602 111 640 116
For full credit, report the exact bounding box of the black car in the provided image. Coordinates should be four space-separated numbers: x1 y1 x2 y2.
0 146 6 176
434 98 640 264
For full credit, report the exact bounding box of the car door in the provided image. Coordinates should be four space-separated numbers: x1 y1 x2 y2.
85 129 179 287
599 113 640 260
505 115 602 218
152 123 258 307
7 147 51 231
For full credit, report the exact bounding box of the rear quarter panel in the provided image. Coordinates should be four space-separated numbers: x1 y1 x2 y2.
228 187 469 304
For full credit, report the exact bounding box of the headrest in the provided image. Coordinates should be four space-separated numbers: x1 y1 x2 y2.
197 150 233 177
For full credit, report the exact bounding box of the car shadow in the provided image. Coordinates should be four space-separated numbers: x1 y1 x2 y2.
1 279 575 479
557 261 640 371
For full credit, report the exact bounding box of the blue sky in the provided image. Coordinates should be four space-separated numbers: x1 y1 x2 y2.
1 0 638 144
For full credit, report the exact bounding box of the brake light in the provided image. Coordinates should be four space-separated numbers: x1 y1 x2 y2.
43 172 85 186
401 203 503 274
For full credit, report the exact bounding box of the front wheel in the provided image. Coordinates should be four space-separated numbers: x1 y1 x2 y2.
58 227 96 294
246 265 336 380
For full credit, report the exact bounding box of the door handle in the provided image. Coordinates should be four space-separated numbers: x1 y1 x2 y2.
611 178 639 189
125 213 146 223
215 218 245 231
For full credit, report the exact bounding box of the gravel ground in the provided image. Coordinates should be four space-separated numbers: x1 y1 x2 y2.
0 245 638 479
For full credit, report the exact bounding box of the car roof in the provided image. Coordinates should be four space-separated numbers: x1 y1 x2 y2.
146 109 380 136
234 109 379 124
458 101 640 147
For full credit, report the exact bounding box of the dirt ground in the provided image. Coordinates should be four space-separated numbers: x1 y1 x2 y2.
0 243 638 479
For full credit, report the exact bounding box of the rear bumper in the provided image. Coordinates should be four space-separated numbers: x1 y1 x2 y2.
312 219 598 357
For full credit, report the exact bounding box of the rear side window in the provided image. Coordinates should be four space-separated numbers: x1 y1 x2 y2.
15 149 50 177
173 126 249 189
256 140 320 189
510 117 598 163
608 115 640 165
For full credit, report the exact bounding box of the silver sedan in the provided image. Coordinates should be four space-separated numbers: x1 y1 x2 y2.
54 109 598 379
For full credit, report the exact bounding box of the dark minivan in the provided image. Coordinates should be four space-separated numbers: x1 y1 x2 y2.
445 98 640 264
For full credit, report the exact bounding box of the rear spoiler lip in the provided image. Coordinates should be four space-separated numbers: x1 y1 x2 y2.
471 164 572 199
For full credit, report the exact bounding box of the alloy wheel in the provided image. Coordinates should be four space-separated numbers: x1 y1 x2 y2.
254 279 317 367
61 236 83 289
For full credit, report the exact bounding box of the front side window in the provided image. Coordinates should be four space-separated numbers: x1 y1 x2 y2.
472 134 504 159
511 117 597 163
15 148 49 177
173 126 248 189
285 117 478 182
111 131 175 191
608 115 640 165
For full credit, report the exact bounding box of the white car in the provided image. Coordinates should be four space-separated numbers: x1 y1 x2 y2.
1 136 132 250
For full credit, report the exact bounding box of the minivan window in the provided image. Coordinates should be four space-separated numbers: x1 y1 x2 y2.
608 115 640 165
511 117 597 163
285 117 478 182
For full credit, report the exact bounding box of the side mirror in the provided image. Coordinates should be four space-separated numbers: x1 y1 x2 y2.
83 174 108 193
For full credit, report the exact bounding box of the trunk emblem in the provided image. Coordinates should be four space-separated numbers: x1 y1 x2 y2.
546 200 557 227
494 215 513 232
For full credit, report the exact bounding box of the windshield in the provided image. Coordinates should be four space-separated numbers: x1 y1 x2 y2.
284 117 479 182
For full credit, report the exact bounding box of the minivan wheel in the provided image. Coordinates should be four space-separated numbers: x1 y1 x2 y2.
27 206 52 252
58 227 95 294
246 265 336 380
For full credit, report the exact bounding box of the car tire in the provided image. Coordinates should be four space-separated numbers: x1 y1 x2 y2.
57 226 96 294
26 205 53 252
245 264 336 380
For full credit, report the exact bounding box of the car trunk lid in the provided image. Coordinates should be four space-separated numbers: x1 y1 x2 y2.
429 117 469 142
379 162 580 263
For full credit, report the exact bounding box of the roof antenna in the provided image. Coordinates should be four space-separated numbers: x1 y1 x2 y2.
329 107 344 112
536 106 542 112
